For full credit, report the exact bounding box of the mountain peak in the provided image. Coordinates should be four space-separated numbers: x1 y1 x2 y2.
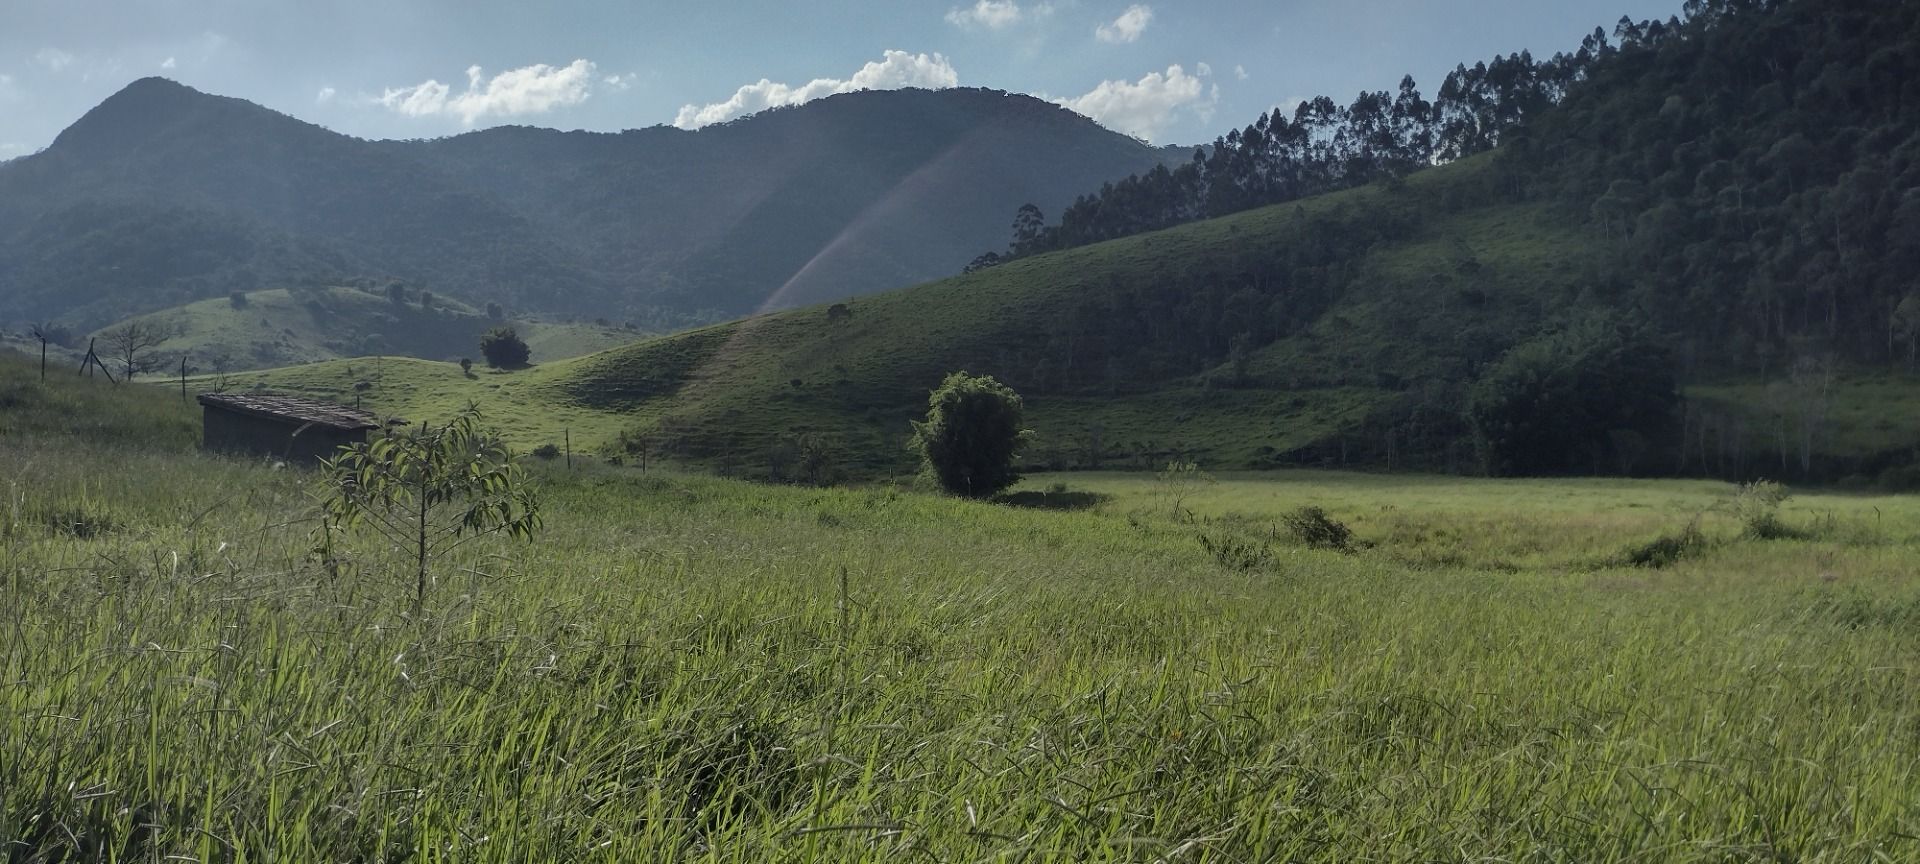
47 76 263 160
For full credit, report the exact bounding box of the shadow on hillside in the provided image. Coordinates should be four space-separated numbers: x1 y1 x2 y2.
995 490 1110 511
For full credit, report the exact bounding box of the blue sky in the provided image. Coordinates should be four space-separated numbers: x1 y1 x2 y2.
0 0 1682 159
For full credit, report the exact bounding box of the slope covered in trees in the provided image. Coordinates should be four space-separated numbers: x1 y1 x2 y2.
0 82 1176 331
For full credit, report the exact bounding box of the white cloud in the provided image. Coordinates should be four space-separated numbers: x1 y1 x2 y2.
1095 5 1153 44
35 48 75 73
945 0 1048 29
1055 62 1215 142
1234 64 1249 81
379 59 597 126
674 50 958 130
316 86 336 104
603 73 632 91
161 57 177 70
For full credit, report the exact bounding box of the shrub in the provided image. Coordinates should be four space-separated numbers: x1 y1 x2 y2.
1618 522 1706 568
1731 480 1796 539
531 443 561 460
480 327 531 369
912 371 1030 498
228 291 249 309
1282 506 1354 552
1198 530 1273 570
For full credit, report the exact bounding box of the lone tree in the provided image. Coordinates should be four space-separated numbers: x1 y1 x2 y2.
318 408 541 614
103 320 170 380
912 371 1031 498
479 326 531 369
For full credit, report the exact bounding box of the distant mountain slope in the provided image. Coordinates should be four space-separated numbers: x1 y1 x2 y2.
0 81 1177 330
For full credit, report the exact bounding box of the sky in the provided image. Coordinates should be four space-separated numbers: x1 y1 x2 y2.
0 0 1683 160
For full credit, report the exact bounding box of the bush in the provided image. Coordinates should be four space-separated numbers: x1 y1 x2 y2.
480 327 531 369
912 371 1030 498
1282 506 1354 552
1618 523 1706 568
228 291 249 309
531 443 561 460
1731 480 1797 539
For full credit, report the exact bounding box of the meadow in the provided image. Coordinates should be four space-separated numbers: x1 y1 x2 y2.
3 364 1918 861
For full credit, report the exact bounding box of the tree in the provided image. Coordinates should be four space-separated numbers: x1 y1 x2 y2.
459 357 474 377
479 326 531 368
386 282 408 304
318 408 541 614
1467 320 1678 476
826 303 853 326
229 291 249 309
912 371 1031 498
485 301 505 321
103 320 170 380
419 290 434 311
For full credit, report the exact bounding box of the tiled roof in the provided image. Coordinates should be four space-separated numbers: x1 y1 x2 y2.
196 392 386 431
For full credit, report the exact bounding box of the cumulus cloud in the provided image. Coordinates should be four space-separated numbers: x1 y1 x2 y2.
35 48 75 72
1235 64 1249 81
1095 5 1153 44
603 73 632 91
1055 62 1216 142
945 0 1048 29
316 86 336 104
161 57 177 70
673 50 958 130
379 59 597 126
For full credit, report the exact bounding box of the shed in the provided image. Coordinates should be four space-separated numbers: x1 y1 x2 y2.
197 393 392 463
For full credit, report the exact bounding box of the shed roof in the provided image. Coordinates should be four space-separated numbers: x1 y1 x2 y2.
197 393 387 431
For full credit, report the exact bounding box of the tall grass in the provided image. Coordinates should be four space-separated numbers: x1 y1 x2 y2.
3 367 1918 859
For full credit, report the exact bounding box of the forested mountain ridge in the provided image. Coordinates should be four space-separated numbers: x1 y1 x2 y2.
0 81 1177 330
981 0 1920 377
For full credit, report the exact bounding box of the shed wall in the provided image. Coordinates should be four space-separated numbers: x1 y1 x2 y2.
202 407 366 464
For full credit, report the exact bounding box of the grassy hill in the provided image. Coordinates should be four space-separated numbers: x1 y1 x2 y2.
206 148 1920 486
200 156 1588 468
93 285 639 371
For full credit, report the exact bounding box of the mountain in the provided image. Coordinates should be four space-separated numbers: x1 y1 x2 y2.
0 81 1178 330
213 0 1920 486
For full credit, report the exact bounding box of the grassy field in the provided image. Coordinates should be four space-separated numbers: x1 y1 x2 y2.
4 358 1919 860
89 285 640 371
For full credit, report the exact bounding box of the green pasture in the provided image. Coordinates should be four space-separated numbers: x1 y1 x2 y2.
3 362 1918 860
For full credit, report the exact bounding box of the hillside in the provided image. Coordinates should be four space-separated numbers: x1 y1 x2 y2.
0 82 1177 331
209 0 1920 486
86 284 637 371
203 158 1619 473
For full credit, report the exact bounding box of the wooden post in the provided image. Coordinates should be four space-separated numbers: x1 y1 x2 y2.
565 428 572 470
179 353 190 402
37 333 46 380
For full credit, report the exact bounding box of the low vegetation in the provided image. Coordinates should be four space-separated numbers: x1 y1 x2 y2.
4 355 1919 859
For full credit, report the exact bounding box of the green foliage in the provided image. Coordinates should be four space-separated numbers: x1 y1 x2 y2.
1468 321 1678 476
912 372 1029 498
479 326 531 369
1730 480 1795 540
1281 505 1354 552
318 409 541 612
